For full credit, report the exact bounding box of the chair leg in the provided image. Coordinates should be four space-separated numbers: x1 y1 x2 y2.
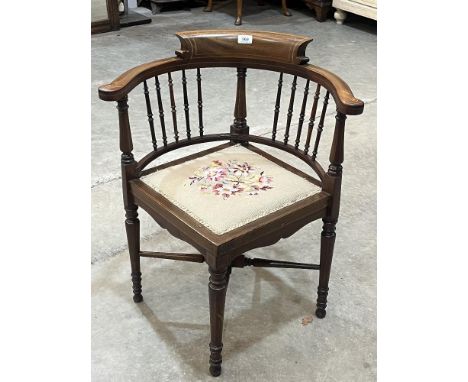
204 0 213 12
235 0 243 25
208 266 229 377
316 218 337 318
125 204 143 303
281 0 292 16
150 1 161 14
226 266 232 286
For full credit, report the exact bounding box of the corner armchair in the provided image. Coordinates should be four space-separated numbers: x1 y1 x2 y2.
98 29 364 377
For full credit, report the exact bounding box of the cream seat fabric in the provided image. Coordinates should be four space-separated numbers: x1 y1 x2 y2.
141 145 321 235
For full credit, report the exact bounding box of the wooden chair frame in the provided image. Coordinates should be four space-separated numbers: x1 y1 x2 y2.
98 30 364 377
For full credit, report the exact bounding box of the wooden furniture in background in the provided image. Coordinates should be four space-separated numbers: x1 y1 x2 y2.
204 0 291 25
98 29 364 377
91 0 120 34
333 0 377 24
149 0 189 13
119 0 152 27
304 0 332 22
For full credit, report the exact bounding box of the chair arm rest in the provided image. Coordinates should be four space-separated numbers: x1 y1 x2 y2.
98 57 181 102
304 65 364 115
99 58 364 116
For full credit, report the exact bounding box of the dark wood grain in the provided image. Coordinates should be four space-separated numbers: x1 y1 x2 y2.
140 251 204 263
135 134 327 180
91 0 120 34
167 72 179 142
272 72 283 141
284 75 297 145
295 79 310 149
196 68 204 136
208 267 228 376
231 255 320 269
231 67 249 137
181 69 191 139
304 84 321 155
312 90 330 160
97 30 364 377
143 80 157 149
154 76 168 146
175 30 311 64
304 0 332 22
98 58 363 115
315 111 346 318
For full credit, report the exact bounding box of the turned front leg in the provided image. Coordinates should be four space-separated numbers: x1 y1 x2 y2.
208 267 229 377
118 97 141 303
316 218 337 318
316 111 346 318
125 204 142 303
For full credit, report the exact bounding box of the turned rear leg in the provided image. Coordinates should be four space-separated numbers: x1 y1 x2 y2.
235 0 243 25
208 266 229 376
125 204 142 303
316 218 337 318
281 0 292 16
204 0 213 12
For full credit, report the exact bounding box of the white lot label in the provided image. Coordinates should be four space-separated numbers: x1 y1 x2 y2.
237 35 253 44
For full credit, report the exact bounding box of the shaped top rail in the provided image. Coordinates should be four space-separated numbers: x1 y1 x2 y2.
175 30 313 65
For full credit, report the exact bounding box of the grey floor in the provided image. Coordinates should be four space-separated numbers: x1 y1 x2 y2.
92 3 376 381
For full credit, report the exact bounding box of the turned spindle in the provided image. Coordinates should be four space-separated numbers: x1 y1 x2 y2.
295 79 310 149
272 72 283 141
167 72 179 143
154 76 168 146
284 75 297 145
304 84 321 155
311 90 330 160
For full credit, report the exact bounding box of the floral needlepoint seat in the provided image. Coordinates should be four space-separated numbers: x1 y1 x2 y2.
141 144 321 235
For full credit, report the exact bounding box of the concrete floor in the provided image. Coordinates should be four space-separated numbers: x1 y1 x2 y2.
92 3 376 381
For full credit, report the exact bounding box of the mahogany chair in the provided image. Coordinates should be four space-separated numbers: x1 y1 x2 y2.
98 30 364 377
204 0 291 25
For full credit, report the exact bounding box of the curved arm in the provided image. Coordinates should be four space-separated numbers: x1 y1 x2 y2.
98 57 180 102
98 58 363 115
98 30 363 115
302 64 364 115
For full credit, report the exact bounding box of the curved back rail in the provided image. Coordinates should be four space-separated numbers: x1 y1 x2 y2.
98 30 364 195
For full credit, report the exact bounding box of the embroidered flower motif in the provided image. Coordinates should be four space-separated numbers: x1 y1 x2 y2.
188 159 273 199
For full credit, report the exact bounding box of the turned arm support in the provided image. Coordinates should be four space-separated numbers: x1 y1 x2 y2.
323 112 347 220
117 97 138 208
